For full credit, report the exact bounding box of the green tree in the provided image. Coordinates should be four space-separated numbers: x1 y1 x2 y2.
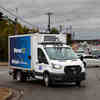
50 27 59 34
0 13 35 61
31 27 39 33
67 33 72 45
22 26 30 34
0 12 4 21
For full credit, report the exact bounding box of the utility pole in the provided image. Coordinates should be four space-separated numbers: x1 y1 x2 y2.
66 25 73 45
45 12 53 32
14 8 18 35
72 32 75 40
59 25 63 32
0 12 3 21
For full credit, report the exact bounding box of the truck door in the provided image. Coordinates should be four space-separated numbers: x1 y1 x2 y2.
36 48 49 74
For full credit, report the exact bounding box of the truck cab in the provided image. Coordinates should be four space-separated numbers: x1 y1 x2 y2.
35 44 86 87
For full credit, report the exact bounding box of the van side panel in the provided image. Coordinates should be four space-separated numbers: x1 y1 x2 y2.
10 36 31 69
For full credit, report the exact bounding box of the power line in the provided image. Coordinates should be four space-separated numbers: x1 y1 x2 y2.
0 6 34 26
0 6 16 17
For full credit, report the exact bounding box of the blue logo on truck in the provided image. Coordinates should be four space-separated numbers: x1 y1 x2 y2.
10 36 31 69
39 65 42 70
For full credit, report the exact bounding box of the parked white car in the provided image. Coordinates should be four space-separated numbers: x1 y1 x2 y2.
76 50 100 67
83 55 100 67
75 50 87 57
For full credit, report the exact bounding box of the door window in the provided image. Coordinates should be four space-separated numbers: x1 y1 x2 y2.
38 48 48 64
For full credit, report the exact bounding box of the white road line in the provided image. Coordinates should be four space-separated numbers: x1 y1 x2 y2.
0 71 8 74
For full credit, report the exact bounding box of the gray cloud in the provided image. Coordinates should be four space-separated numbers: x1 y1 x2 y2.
1 0 100 32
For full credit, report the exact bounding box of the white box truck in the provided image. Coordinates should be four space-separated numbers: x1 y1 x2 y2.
8 33 86 87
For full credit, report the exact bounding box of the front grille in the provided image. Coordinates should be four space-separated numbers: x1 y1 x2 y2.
64 65 81 75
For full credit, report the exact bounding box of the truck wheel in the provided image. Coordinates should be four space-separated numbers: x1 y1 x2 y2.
76 81 81 87
12 72 17 80
43 73 51 87
16 71 22 82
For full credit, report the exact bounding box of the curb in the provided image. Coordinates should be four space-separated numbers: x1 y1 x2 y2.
3 88 13 100
0 64 8 66
0 62 8 66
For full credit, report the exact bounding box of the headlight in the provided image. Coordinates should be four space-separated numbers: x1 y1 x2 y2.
52 63 62 69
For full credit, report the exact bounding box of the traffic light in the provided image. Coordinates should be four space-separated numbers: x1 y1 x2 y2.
0 12 3 21
67 33 72 45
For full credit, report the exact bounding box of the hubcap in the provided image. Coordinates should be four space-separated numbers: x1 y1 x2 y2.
17 72 21 81
44 75 49 87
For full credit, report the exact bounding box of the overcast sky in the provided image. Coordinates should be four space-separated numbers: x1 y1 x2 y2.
1 0 100 33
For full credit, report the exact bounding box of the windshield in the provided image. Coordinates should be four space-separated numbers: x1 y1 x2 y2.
45 47 78 60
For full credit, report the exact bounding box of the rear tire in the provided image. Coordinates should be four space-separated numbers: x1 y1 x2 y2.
12 71 17 80
16 71 23 82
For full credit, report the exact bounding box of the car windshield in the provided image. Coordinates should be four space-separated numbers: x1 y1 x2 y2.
45 47 78 60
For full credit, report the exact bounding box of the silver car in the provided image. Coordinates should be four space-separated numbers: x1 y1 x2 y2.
83 55 100 67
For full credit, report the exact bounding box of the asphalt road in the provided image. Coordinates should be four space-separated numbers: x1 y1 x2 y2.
0 67 100 100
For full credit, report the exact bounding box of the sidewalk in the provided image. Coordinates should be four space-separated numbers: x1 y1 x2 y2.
0 62 12 100
0 88 12 100
0 62 8 66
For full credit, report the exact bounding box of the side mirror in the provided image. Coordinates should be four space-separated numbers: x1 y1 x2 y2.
80 56 83 61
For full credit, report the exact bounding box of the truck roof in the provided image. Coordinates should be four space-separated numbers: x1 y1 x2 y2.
8 34 33 38
9 33 67 45
40 45 70 48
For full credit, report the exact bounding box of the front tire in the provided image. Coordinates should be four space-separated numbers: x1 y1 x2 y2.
76 81 81 87
43 73 52 87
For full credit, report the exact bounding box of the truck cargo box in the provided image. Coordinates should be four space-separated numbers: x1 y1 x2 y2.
9 35 32 69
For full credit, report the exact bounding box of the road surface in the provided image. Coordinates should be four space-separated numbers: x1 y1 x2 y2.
0 67 100 100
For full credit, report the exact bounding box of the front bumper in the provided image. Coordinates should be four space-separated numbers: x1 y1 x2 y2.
49 72 86 82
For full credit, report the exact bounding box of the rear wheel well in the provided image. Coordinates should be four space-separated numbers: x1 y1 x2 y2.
12 69 26 81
